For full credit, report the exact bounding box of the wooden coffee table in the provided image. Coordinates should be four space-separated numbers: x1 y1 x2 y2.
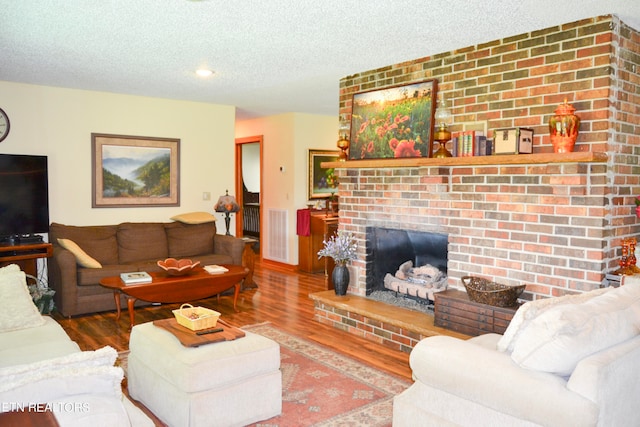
99 265 248 327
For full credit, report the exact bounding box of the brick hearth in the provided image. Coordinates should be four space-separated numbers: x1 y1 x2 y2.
310 291 468 353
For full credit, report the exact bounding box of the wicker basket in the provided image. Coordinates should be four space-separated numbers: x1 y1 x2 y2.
461 276 524 307
172 303 221 331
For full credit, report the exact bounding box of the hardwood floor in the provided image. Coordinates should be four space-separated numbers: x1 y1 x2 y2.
52 261 412 381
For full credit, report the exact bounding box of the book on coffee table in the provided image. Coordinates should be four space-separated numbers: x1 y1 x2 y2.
204 265 228 274
120 271 152 284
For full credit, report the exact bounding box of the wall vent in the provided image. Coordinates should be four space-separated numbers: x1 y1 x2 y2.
266 209 288 262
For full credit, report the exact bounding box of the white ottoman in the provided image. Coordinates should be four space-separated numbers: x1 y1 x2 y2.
127 322 282 427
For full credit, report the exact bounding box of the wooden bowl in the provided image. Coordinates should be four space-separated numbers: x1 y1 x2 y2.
157 258 201 276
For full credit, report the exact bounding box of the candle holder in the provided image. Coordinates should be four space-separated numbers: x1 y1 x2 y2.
336 134 349 161
613 238 640 275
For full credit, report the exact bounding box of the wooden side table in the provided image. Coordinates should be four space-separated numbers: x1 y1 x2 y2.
434 289 520 336
0 242 53 277
241 237 259 289
297 212 338 282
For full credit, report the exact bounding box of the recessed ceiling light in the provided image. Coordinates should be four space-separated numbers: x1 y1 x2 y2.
196 69 214 77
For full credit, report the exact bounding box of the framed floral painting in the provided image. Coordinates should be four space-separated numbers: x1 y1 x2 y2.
308 149 339 199
349 79 437 160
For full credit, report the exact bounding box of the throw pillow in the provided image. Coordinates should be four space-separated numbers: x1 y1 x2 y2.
166 223 215 258
0 346 118 380
0 264 20 275
0 367 123 408
170 211 217 224
57 238 103 268
0 270 45 332
49 223 119 265
510 282 640 376
497 287 611 353
117 222 168 264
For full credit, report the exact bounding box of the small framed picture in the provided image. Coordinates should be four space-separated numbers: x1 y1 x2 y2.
308 150 339 199
493 128 534 155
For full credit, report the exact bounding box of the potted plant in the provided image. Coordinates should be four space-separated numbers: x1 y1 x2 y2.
635 196 640 218
318 231 357 295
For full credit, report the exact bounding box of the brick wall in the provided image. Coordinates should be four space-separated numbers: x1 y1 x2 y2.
335 15 640 301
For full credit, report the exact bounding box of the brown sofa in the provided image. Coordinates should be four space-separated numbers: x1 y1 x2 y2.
48 221 245 317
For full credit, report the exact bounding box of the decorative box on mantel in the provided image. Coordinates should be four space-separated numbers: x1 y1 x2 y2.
434 289 520 336
493 127 534 155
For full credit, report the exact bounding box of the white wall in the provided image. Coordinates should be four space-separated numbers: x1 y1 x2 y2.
0 81 236 231
236 113 338 265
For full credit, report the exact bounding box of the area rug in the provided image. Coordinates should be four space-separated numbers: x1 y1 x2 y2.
118 323 411 427
243 323 410 427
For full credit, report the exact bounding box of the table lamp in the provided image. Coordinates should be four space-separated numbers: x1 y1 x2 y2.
214 190 240 235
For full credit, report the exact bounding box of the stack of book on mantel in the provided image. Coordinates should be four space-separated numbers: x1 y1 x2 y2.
451 130 492 157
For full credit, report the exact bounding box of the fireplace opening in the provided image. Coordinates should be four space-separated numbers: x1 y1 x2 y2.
366 227 448 310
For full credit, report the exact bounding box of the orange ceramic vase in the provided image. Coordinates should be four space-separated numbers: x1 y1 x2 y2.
548 99 580 153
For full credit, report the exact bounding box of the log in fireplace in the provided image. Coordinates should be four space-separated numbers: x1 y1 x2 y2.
366 227 448 303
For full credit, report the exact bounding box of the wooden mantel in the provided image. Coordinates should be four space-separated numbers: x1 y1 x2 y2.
323 151 608 169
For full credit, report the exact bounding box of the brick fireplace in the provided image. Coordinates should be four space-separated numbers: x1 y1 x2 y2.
339 158 610 300
312 15 640 351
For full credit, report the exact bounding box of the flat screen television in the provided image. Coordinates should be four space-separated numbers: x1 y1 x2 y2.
0 154 50 243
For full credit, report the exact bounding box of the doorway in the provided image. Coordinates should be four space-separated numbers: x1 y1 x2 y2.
235 135 263 257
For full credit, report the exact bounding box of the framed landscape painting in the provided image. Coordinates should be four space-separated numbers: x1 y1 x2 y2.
349 79 437 160
91 133 180 207
308 149 339 199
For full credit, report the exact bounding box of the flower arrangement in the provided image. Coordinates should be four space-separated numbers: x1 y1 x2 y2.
635 196 640 218
317 231 357 265
635 196 640 207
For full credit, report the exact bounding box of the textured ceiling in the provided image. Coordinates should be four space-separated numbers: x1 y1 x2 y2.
2 1 639 120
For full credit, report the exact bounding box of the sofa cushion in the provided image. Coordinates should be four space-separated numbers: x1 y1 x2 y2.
510 282 640 376
1 345 117 379
0 317 80 367
170 211 217 224
0 269 46 333
497 286 611 353
165 222 216 258
117 222 168 264
180 253 233 267
0 346 124 412
57 238 102 268
408 335 599 427
50 222 119 265
77 265 145 286
53 394 132 426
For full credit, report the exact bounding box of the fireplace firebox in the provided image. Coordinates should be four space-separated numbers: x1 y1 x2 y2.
365 227 448 299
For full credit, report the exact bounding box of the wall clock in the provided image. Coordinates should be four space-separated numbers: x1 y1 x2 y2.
0 108 10 143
